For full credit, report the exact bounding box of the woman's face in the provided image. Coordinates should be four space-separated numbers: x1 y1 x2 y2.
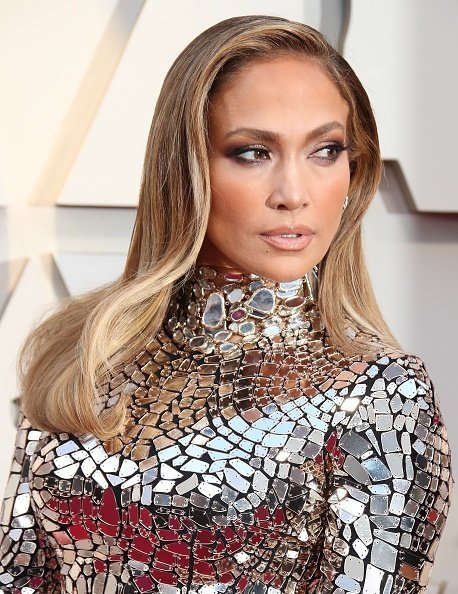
198 55 351 281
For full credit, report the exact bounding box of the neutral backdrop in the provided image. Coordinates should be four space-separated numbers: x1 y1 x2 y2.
0 2 457 591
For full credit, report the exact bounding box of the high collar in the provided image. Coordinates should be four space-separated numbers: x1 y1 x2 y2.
164 265 324 356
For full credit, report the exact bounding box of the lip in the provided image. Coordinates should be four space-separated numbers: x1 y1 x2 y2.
260 225 315 251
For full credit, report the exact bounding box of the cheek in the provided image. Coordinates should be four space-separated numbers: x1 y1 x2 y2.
314 205 341 245
317 176 349 239
209 164 260 228
209 191 245 230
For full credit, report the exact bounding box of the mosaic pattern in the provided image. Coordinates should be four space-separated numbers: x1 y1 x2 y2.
0 265 453 594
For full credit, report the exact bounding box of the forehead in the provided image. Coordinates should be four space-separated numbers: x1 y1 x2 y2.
209 56 349 130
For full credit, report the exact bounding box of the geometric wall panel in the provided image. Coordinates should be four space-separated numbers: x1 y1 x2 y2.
54 252 126 295
55 207 135 254
345 0 458 212
364 164 458 393
0 0 122 206
0 258 27 317
0 254 67 410
2 206 60 261
31 0 146 207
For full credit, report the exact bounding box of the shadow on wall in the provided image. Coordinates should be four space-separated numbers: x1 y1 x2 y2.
377 159 458 361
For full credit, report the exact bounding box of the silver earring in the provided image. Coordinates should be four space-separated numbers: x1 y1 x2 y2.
342 196 349 211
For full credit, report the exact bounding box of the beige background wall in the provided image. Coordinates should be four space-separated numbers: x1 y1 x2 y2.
0 1 457 591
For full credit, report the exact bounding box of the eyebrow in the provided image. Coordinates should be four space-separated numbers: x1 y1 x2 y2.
224 121 346 143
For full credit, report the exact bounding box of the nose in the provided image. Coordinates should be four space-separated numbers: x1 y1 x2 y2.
265 156 310 210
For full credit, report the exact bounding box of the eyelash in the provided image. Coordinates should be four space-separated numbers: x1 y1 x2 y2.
231 142 349 165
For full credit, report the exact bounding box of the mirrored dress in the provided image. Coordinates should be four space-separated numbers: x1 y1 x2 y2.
0 266 453 594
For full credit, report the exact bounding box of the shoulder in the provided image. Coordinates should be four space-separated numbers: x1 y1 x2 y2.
332 351 451 469
365 351 435 401
333 351 442 427
347 349 433 389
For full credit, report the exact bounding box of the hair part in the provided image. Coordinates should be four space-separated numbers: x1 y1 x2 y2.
19 15 399 439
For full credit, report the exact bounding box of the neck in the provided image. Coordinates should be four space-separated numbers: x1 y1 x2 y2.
164 265 324 355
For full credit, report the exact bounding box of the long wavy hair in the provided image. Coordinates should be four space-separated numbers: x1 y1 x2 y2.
19 15 399 439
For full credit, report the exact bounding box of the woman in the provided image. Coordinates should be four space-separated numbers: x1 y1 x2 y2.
0 14 453 594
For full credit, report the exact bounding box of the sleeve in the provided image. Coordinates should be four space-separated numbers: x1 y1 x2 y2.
322 355 454 594
0 410 60 594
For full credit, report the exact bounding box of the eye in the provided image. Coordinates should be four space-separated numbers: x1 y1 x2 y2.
312 142 348 163
231 145 270 163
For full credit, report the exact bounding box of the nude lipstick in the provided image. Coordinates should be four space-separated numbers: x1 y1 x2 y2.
260 225 314 251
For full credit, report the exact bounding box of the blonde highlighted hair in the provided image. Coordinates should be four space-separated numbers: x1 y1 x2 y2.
19 15 399 439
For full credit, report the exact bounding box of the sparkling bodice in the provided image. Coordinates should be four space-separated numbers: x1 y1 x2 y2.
0 266 453 594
